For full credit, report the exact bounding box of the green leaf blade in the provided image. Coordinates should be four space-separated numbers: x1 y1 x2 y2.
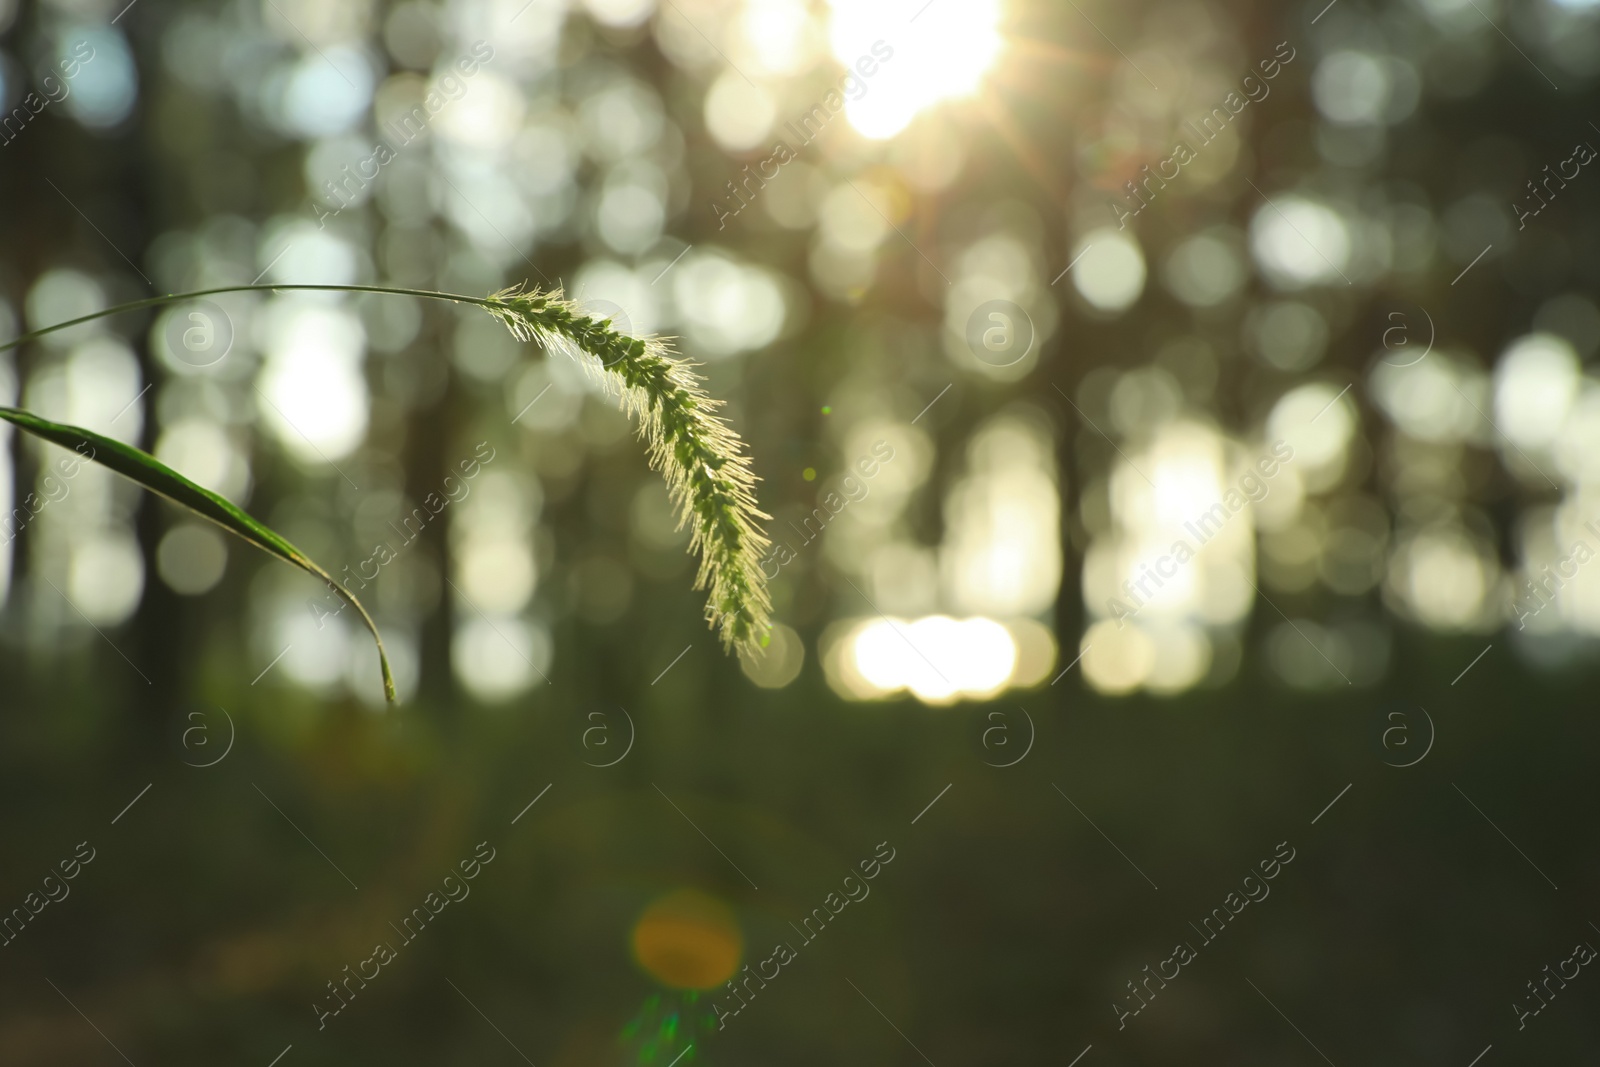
0 407 396 703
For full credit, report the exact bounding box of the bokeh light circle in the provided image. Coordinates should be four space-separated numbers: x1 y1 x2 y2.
631 888 743 990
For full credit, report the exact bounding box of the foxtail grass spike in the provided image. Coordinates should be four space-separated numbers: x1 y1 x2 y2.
0 280 773 694
483 284 772 653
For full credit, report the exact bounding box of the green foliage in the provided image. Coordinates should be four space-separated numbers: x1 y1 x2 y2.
0 405 397 701
485 284 772 652
0 281 771 699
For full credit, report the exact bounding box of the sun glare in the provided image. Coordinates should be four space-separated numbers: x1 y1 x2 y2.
827 0 1005 140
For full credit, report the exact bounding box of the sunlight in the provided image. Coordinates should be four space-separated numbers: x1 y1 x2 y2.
257 301 369 464
826 0 1004 140
841 614 1017 704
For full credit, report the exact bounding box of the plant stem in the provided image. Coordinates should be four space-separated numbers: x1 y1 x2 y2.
2 280 773 654
0 283 504 353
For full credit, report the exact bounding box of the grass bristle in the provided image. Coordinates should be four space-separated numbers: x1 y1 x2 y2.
484 284 772 653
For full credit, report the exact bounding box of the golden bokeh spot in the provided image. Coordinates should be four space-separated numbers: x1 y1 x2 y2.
630 888 743 990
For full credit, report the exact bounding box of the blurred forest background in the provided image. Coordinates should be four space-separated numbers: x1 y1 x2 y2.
1 0 1599 1062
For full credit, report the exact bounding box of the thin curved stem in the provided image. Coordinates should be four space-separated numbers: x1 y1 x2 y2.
0 283 507 354
2 278 773 655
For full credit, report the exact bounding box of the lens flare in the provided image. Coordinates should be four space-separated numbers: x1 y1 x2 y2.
827 0 1004 140
631 888 744 990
